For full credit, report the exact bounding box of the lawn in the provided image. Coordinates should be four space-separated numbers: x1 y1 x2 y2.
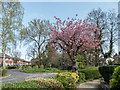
20 67 71 73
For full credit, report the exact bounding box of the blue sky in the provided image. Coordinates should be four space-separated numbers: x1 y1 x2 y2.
16 2 118 60
21 2 118 26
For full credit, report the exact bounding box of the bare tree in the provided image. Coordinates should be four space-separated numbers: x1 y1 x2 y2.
87 8 118 65
11 50 21 58
0 1 24 68
102 11 118 58
20 19 49 66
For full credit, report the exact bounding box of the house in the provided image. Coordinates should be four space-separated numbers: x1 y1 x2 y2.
0 53 14 66
0 53 31 66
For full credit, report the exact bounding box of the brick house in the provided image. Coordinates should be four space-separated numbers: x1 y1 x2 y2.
0 53 14 66
0 53 31 66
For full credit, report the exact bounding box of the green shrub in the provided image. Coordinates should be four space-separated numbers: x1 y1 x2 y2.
114 63 120 66
78 62 85 69
79 67 100 80
0 69 7 76
22 65 25 69
7 66 16 69
99 65 118 83
25 65 31 68
35 65 39 68
2 81 46 88
20 67 40 72
28 66 32 68
78 72 86 82
110 66 120 89
16 66 22 69
45 68 61 73
16 66 19 69
26 78 64 88
55 72 79 88
20 67 66 73
40 65 44 68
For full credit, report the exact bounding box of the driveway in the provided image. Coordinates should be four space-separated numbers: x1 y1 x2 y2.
0 69 57 83
77 80 101 90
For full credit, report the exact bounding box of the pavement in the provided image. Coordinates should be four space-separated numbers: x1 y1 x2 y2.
77 80 101 90
0 69 57 83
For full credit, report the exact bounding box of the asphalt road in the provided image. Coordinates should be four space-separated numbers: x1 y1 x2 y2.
0 69 57 83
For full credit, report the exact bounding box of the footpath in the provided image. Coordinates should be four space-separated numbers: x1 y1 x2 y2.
77 80 101 90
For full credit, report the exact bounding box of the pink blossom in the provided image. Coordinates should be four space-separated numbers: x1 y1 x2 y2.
49 15 101 62
93 51 95 53
87 53 91 56
74 56 76 59
71 49 74 51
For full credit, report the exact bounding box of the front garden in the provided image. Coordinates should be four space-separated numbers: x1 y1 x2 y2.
0 2 119 89
1 66 101 89
1 63 120 89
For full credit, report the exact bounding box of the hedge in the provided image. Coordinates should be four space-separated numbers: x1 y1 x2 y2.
99 65 118 84
6 66 17 69
79 67 100 80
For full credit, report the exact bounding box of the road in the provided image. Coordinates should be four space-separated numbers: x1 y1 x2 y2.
0 69 57 83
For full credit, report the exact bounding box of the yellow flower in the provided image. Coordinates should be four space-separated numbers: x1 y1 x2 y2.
35 65 38 68
71 73 79 82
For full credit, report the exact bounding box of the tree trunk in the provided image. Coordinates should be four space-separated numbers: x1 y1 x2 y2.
3 50 6 69
38 48 42 65
2 40 6 69
72 59 79 74
95 54 99 67
39 55 42 66
62 52 65 70
102 58 106 65
39 59 42 65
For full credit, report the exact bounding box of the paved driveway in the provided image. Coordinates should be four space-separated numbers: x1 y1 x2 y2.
0 69 57 83
77 80 101 90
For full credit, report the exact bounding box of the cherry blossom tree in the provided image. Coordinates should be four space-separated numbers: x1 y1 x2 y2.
49 14 101 74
